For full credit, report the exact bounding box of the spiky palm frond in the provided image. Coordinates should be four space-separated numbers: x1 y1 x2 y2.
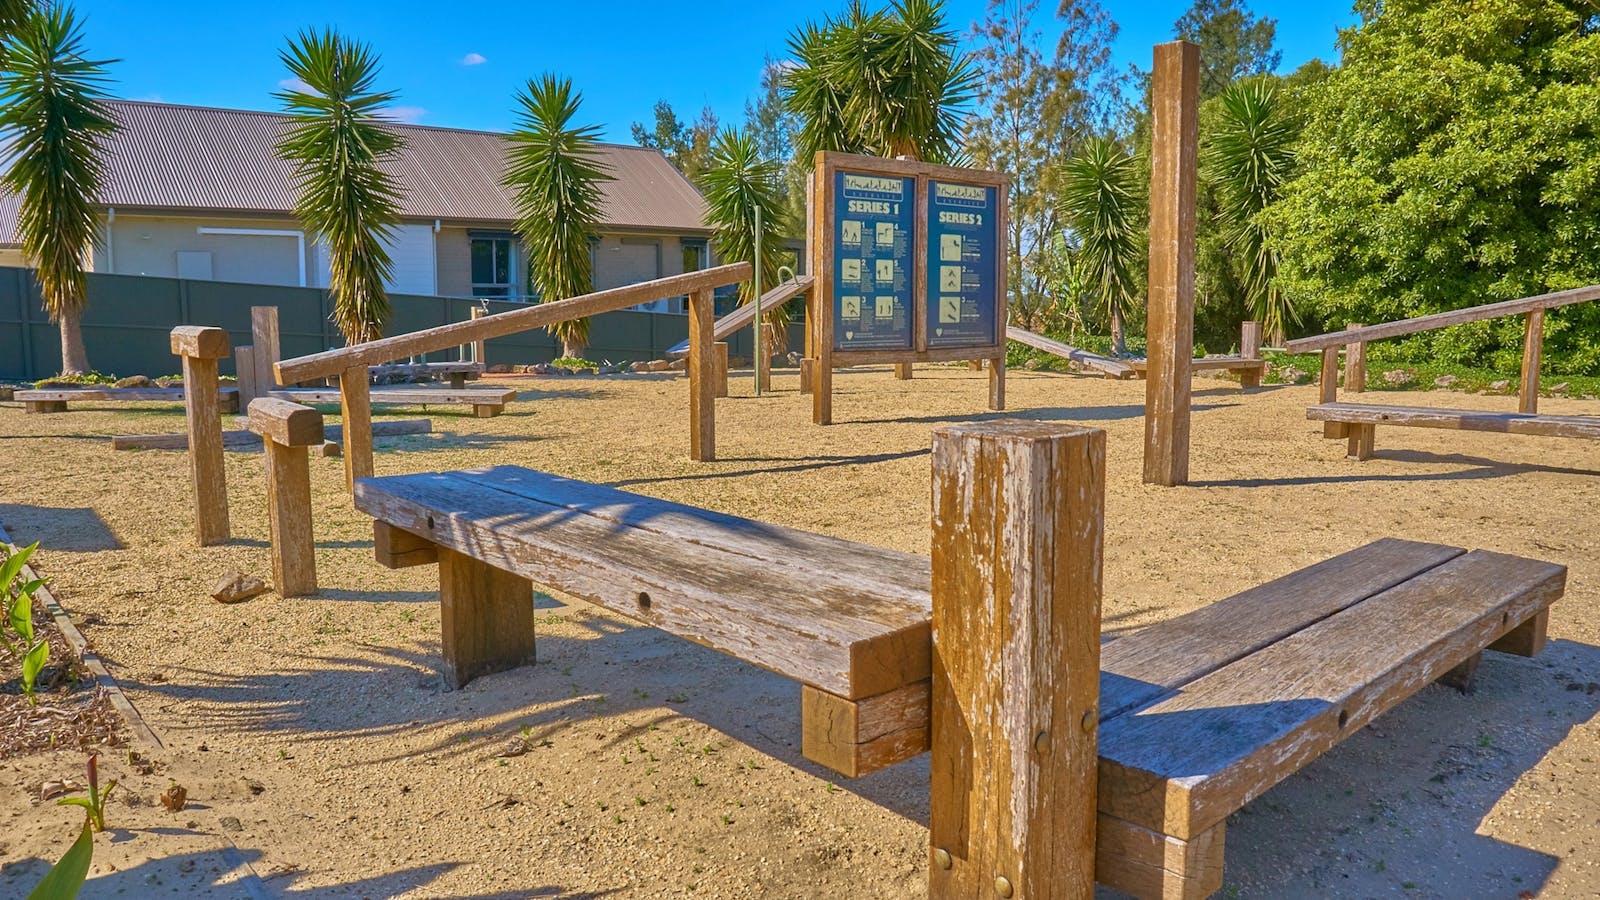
1059 135 1141 353
0 0 32 39
503 74 611 357
1206 77 1297 340
0 4 118 374
701 128 791 344
274 28 404 345
783 0 975 163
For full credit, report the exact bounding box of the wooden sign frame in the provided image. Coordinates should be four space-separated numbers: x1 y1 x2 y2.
807 151 1009 425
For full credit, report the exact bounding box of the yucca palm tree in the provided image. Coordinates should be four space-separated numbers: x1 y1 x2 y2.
1206 77 1297 344
0 0 31 38
275 29 404 345
783 0 976 163
0 5 117 375
503 74 611 359
1060 136 1142 355
701 128 789 355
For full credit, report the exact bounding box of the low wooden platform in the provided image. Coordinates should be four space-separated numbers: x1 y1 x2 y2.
111 418 433 451
1006 326 1135 379
354 465 1564 899
367 361 483 388
1308 401 1600 460
270 386 517 417
16 386 240 414
1128 355 1266 388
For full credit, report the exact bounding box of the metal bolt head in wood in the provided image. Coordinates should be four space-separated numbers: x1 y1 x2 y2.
934 848 952 870
994 875 1014 898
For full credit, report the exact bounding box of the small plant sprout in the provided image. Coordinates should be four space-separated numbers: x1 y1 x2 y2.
1 541 50 704
59 754 118 833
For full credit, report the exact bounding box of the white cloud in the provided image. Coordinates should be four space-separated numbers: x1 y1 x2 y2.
381 106 428 124
277 76 314 94
460 52 487 66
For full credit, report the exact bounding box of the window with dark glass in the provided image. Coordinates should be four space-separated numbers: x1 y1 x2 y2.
470 236 515 299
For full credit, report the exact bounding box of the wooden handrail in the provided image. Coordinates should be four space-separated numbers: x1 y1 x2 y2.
275 263 752 384
667 275 813 356
1284 284 1600 354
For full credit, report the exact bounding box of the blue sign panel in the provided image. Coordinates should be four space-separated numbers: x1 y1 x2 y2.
925 180 999 349
833 170 915 352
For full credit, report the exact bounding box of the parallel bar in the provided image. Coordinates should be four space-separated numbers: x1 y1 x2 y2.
277 263 750 384
1285 284 1600 354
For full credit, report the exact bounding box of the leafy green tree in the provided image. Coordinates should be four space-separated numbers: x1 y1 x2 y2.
1204 77 1296 343
631 100 718 184
1267 0 1600 373
1175 0 1281 101
275 29 404 345
701 128 791 354
1059 136 1142 354
783 0 976 163
505 74 612 359
0 5 117 375
966 0 1124 331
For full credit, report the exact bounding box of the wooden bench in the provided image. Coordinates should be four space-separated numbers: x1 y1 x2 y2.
1309 401 1600 460
16 386 240 414
270 385 517 418
354 462 1564 899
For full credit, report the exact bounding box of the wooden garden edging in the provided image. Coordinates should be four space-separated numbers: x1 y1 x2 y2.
1288 284 1600 460
272 263 750 487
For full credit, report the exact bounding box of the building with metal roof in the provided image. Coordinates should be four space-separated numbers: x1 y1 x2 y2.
0 100 714 310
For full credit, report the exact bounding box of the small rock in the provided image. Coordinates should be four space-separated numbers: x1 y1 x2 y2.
177 860 196 874
628 361 652 374
1490 380 1510 392
0 386 12 401
498 737 533 758
596 364 622 375
530 363 556 375
487 364 514 374
115 375 154 388
317 440 342 458
1278 369 1309 385
1023 358 1041 370
238 778 265 796
667 359 687 371
211 572 269 604
219 816 243 833
1434 375 1459 389
40 780 79 801
1382 369 1415 387
1552 382 1570 395
647 359 673 373
160 783 188 812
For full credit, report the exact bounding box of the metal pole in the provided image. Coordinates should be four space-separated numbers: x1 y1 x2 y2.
754 204 764 397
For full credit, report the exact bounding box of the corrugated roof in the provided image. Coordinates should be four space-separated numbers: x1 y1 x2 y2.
0 99 709 244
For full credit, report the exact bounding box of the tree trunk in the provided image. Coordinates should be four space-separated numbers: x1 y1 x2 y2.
58 307 91 375
562 337 587 360
1110 305 1127 357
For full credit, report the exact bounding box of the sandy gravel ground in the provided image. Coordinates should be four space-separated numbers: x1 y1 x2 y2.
1 365 1598 899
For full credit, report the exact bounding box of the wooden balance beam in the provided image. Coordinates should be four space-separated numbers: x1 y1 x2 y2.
110 418 433 451
352 429 1563 898
17 386 241 414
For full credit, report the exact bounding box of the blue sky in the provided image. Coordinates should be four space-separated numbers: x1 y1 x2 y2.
74 1 1356 143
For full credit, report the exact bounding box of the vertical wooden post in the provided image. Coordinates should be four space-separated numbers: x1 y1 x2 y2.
1239 321 1262 388
250 306 281 391
235 345 259 406
1319 347 1346 438
1520 309 1543 414
988 355 1006 411
438 546 535 689
1344 324 1367 395
758 323 775 393
802 169 816 397
470 306 487 366
247 398 324 597
171 326 232 546
1143 41 1199 487
895 362 914 380
339 365 373 489
688 288 716 461
713 341 729 398
929 421 1104 900
799 358 814 396
813 161 834 425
